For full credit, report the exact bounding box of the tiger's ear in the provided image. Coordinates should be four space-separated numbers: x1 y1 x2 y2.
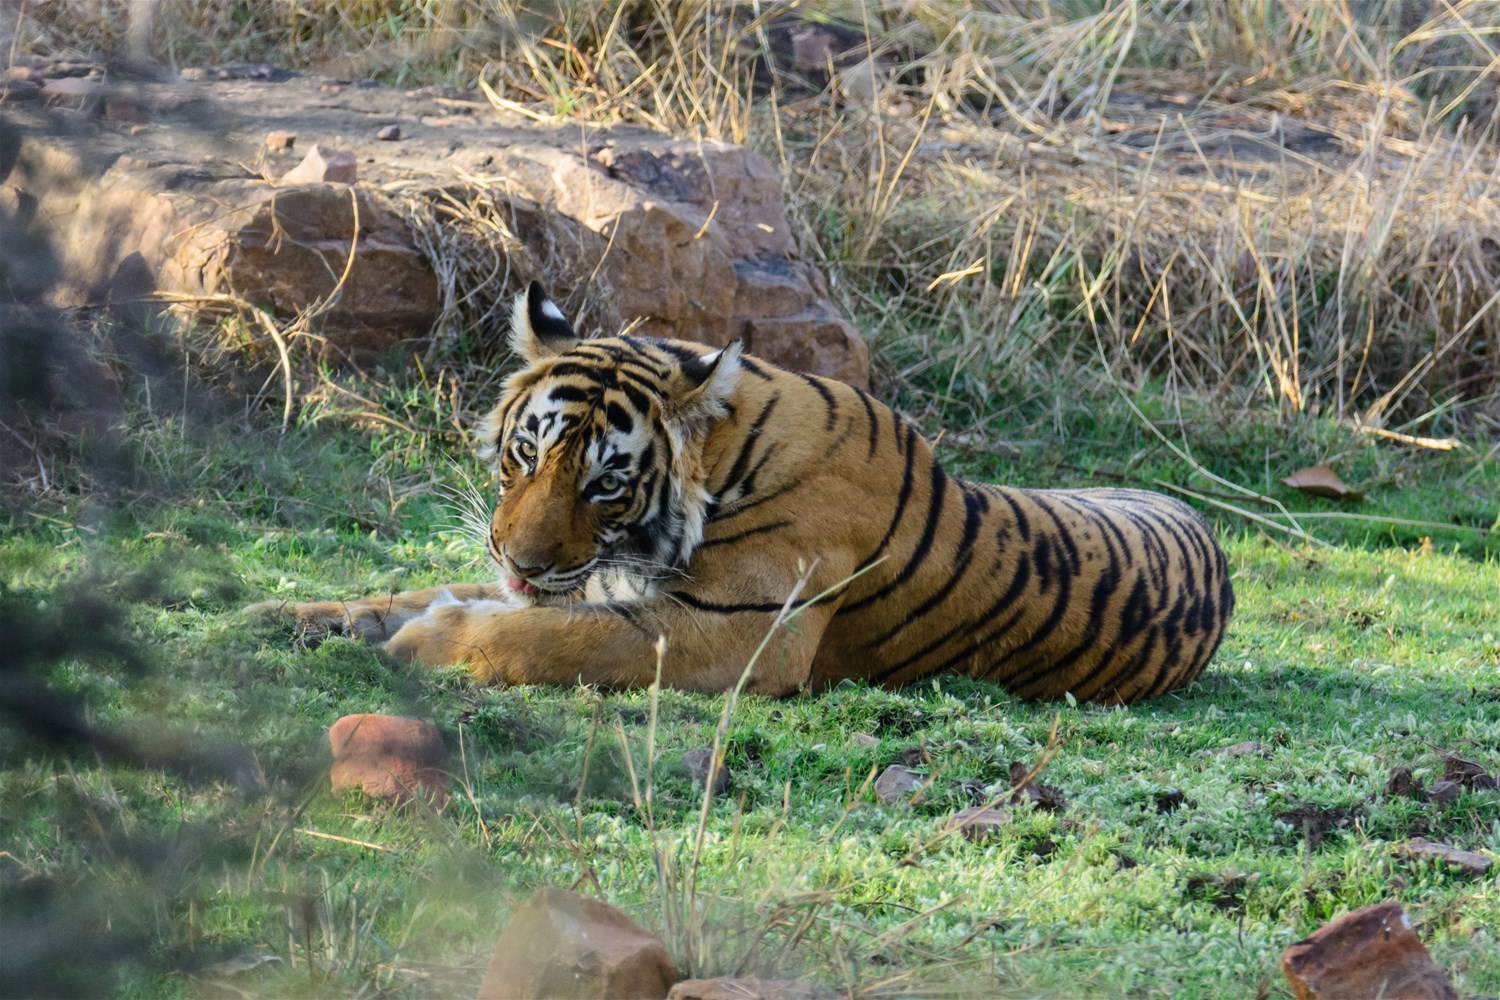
663 342 742 424
509 282 579 361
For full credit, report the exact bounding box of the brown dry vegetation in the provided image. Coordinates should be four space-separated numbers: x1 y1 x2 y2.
13 0 1500 438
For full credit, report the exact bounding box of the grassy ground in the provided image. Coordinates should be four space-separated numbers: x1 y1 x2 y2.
4 1 1499 996
2 371 1495 997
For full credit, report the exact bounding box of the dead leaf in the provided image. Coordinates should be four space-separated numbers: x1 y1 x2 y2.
1281 464 1364 502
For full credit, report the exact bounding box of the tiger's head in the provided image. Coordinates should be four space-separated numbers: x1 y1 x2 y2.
475 283 741 606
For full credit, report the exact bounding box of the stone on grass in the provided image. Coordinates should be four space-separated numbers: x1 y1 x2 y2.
1280 901 1457 1000
1385 766 1423 799
279 144 357 185
847 731 879 749
681 747 731 796
376 124 401 141
1425 779 1463 804
874 764 925 805
265 130 297 150
1402 838 1493 877
477 887 677 1000
328 713 449 806
1441 752 1498 791
669 977 824 999
1209 740 1264 758
943 806 1011 842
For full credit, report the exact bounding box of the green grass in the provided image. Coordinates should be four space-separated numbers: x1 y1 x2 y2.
3 379 1496 998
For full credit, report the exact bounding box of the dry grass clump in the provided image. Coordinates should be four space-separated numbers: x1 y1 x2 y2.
12 0 1500 428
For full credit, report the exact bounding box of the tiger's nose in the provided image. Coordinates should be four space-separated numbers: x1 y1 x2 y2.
504 553 553 579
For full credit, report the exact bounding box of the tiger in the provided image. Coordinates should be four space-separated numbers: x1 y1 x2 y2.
249 282 1234 703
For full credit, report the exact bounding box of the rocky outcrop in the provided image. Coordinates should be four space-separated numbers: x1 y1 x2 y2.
6 64 868 384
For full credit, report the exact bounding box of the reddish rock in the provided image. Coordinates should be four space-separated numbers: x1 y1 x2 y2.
669 977 824 999
265 130 297 150
1402 838 1493 877
279 144 357 185
681 748 731 796
477 887 677 1000
848 731 879 749
376 124 401 141
1280 901 1458 1000
943 806 1011 842
874 764 925 805
327 714 449 806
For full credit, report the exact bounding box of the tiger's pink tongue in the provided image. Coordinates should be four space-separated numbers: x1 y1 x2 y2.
506 577 538 595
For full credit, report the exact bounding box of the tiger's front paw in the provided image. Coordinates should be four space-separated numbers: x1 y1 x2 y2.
384 603 511 683
243 598 401 644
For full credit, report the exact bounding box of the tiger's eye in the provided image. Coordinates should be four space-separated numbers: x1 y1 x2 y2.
595 472 623 494
516 440 537 461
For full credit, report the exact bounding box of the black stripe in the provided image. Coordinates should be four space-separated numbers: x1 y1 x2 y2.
982 498 1081 688
549 385 594 404
699 520 795 549
995 488 1032 542
604 601 654 638
1011 553 1122 698
796 372 839 431
707 481 800 522
668 592 784 615
739 357 775 381
715 394 780 498
839 459 947 614
853 387 881 460
873 552 1032 684
852 422 920 577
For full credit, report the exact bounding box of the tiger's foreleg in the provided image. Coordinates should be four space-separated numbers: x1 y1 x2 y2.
383 596 841 697
245 583 507 643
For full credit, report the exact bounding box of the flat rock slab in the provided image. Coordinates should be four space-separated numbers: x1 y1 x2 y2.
478 887 677 1000
1280 901 1457 1000
874 764 925 805
1401 838 1494 877
943 806 1011 841
328 713 449 806
9 68 867 383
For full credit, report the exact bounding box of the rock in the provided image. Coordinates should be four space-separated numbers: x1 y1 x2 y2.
1385 766 1423 799
848 731 879 749
943 806 1011 842
1401 838 1494 877
1280 901 1458 1000
1425 780 1463 804
669 977 824 999
1008 760 1068 811
12 73 867 382
279 144 357 185
1210 740 1265 758
477 887 677 1000
681 748 731 796
327 714 449 806
40 76 97 99
265 130 297 150
1441 752 1498 791
874 764 925 805
376 124 401 141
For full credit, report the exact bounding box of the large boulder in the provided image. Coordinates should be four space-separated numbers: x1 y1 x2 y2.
8 65 868 384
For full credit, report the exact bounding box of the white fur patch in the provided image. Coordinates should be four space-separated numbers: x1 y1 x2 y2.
541 298 566 322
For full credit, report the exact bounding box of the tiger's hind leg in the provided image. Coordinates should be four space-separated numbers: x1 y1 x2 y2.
245 583 507 644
